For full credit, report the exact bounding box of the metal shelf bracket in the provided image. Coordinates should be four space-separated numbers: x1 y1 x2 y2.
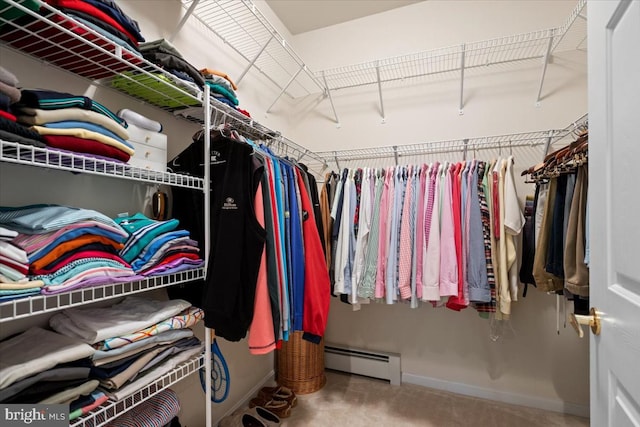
376 61 385 123
536 28 556 106
459 44 466 115
322 71 341 127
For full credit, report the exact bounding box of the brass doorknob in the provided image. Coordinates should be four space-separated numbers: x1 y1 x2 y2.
569 307 601 338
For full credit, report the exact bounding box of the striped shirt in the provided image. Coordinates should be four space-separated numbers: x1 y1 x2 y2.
359 169 384 299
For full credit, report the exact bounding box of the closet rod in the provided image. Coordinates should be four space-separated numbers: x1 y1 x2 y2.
204 101 327 174
316 130 564 163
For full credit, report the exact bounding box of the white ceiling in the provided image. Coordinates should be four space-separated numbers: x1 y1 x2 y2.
264 0 425 35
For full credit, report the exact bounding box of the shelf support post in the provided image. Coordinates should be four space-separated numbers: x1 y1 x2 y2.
393 146 398 165
376 61 385 123
266 64 305 113
236 34 274 86
333 151 341 171
462 138 469 160
459 44 466 115
169 0 201 42
322 71 341 127
202 83 213 427
535 29 555 107
542 130 554 160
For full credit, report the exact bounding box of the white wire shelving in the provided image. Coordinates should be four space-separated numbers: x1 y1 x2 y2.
0 268 205 323
173 0 586 124
312 113 588 169
313 0 586 123
69 354 204 427
0 140 205 189
0 0 326 169
176 0 324 111
0 0 203 122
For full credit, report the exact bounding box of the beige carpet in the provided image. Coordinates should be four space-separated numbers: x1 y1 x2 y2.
277 371 589 427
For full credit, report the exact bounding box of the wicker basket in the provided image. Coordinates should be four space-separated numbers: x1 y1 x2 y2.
276 331 326 394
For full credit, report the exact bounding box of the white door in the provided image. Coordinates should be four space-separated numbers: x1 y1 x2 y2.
588 1 640 426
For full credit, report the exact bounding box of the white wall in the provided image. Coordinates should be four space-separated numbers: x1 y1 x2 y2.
273 0 590 415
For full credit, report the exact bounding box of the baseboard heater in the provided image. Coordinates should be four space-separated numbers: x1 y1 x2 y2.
324 344 401 385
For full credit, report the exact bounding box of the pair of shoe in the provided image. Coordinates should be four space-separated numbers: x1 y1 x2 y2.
249 385 297 419
218 406 280 427
258 385 297 409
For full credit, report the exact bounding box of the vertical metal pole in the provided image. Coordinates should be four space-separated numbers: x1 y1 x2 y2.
169 0 202 42
236 34 274 86
393 146 398 165
462 138 469 160
322 71 341 127
536 29 555 106
459 44 466 115
333 151 341 170
266 64 305 113
203 84 212 427
376 61 385 123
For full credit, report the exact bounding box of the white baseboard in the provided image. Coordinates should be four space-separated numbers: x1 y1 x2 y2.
214 369 275 425
402 373 589 418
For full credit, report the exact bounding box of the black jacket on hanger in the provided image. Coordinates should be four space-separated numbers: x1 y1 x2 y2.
167 131 265 341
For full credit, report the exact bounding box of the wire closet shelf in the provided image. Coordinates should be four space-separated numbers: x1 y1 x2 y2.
0 140 205 189
0 0 326 171
1 0 204 121
0 269 205 323
177 0 324 100
315 0 586 92
69 355 204 427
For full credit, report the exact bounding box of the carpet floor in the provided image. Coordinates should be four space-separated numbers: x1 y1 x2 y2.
277 371 589 427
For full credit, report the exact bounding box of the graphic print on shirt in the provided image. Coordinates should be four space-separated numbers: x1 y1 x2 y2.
222 197 238 210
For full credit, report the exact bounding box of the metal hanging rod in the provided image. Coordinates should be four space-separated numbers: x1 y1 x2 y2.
315 127 585 163
204 102 327 170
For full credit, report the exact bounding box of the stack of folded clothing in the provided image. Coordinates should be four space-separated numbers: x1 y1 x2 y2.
105 389 181 426
0 66 46 147
14 89 134 162
200 68 241 110
0 66 20 114
0 227 43 301
49 297 204 403
0 327 98 405
140 39 204 91
69 390 109 421
43 0 145 55
115 213 203 276
1 204 136 296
